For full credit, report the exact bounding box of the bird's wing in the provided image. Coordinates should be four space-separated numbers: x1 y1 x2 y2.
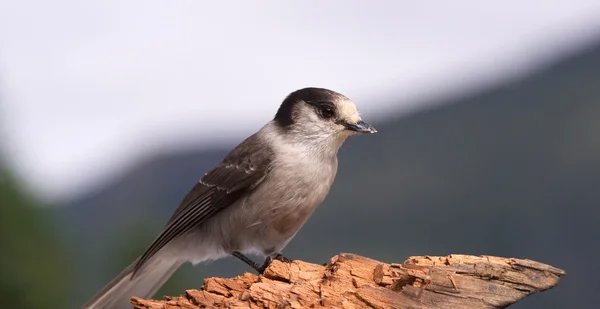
131 134 274 277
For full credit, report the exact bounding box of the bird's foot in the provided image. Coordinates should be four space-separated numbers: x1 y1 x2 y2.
256 253 293 273
232 251 265 273
272 253 292 263
232 251 293 274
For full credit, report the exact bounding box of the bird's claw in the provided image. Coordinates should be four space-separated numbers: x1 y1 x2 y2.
232 251 293 274
273 253 292 263
256 253 292 273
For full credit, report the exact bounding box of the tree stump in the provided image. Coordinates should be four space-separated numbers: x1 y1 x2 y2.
131 253 565 309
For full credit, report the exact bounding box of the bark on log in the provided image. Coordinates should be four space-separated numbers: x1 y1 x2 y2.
131 253 565 309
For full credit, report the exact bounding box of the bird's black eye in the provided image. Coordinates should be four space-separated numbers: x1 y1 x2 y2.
320 106 334 118
314 101 335 119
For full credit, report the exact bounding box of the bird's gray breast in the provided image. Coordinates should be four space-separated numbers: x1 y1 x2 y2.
231 149 338 254
267 157 336 232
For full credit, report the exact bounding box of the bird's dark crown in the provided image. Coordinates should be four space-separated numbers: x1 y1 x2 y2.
274 87 342 128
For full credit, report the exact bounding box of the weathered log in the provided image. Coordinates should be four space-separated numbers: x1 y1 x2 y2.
131 253 565 309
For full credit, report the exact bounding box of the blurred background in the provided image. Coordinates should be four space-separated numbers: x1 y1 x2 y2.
1 1 599 308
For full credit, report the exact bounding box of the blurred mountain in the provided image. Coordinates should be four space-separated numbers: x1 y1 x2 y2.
55 39 600 309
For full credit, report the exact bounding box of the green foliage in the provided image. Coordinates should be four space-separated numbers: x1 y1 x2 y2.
0 167 69 309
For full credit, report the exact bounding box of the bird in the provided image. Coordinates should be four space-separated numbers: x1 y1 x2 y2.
81 87 377 309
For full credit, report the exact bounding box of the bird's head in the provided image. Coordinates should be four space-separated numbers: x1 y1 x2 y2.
273 87 376 148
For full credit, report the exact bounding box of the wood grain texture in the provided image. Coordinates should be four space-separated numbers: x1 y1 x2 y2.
130 253 565 309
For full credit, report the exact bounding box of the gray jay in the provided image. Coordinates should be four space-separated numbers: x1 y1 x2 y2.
81 87 377 309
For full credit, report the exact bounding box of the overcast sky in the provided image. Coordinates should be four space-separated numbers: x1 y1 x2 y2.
2 1 600 202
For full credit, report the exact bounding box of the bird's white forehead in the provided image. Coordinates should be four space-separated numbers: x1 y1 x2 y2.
335 99 361 124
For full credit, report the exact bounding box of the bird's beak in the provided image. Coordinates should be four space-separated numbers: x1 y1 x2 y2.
344 120 377 133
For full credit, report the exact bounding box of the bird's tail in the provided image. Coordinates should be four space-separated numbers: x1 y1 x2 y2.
81 255 182 309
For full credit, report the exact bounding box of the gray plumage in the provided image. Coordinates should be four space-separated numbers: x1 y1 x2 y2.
81 87 376 309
